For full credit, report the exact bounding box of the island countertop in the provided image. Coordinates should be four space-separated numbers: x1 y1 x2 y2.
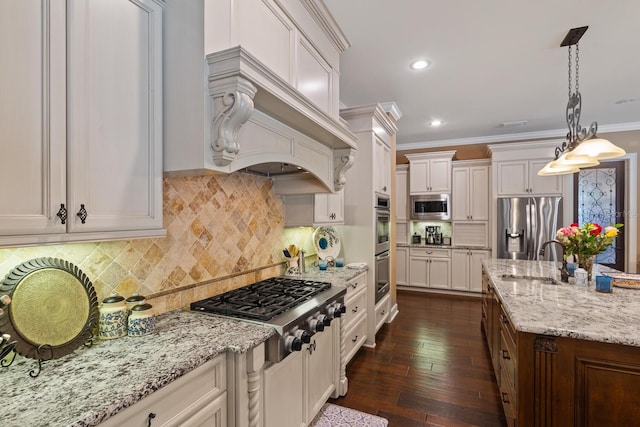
482 258 640 347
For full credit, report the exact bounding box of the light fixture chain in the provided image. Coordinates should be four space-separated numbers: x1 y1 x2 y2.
576 43 580 94
568 45 572 98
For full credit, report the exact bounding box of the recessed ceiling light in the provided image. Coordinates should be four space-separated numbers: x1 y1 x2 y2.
410 60 429 70
429 120 443 127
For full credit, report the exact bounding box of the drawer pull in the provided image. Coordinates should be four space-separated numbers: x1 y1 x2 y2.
147 413 156 427
481 311 487 319
500 314 509 325
502 392 510 404
352 306 358 313
380 310 385 315
352 335 358 343
350 282 359 289
502 349 510 360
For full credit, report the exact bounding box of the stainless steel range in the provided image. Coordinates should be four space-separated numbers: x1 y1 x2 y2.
191 277 346 362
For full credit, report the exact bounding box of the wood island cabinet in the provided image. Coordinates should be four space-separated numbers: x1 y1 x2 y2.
482 270 640 426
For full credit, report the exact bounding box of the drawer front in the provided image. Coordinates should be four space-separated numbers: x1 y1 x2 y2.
375 294 390 331
499 366 517 421
344 315 367 365
500 330 517 399
409 247 450 258
500 306 517 346
345 272 366 299
100 353 227 427
343 288 366 328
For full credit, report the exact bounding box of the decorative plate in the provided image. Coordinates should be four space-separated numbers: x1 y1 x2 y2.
608 272 640 289
313 226 341 260
0 258 98 360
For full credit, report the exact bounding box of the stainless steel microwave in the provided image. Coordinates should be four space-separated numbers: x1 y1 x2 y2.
410 194 450 221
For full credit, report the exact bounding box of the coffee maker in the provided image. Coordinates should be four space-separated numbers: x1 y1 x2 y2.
426 225 443 245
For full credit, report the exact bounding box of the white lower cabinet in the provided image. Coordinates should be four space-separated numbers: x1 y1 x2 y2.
100 354 227 427
264 325 337 427
396 246 409 286
342 272 367 364
450 249 490 293
375 293 391 332
409 248 451 289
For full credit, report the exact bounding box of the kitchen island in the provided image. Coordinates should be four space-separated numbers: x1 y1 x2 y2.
483 259 640 427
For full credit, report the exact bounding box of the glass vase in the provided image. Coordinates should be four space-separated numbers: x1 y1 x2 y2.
578 254 595 282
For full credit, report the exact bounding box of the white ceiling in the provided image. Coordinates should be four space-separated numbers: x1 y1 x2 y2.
323 0 640 149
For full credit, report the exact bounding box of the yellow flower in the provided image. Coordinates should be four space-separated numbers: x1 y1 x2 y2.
605 226 619 238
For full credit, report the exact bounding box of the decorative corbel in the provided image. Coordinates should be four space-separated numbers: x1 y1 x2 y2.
333 148 355 191
209 76 257 166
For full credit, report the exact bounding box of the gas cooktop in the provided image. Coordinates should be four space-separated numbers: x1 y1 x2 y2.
190 277 331 321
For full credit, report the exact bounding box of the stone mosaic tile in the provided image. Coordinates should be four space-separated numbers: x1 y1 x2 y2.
0 173 300 314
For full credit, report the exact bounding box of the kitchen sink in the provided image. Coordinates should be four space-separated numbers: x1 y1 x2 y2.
500 275 556 285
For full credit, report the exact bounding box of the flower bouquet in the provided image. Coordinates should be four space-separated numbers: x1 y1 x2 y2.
556 222 623 280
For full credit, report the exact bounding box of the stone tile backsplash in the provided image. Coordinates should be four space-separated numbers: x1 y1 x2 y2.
0 173 308 313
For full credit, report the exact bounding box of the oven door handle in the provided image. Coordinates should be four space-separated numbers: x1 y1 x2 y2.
375 252 390 261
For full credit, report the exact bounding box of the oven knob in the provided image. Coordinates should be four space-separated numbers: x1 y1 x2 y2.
317 314 331 326
294 329 311 344
327 302 346 318
307 318 324 333
284 335 303 352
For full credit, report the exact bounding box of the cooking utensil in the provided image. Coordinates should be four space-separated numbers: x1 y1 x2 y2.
283 249 291 258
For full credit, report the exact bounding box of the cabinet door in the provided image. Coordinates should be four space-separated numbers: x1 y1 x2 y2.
409 162 429 194
450 250 470 291
0 1 66 236
469 166 489 220
428 158 452 193
428 257 451 289
469 251 489 293
396 247 409 286
496 161 528 195
529 159 563 195
66 0 163 233
305 327 336 424
451 168 470 221
264 351 304 427
396 169 408 221
313 191 344 224
373 137 390 195
409 257 429 287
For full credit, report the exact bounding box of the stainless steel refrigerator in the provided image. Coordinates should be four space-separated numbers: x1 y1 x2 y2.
496 197 563 261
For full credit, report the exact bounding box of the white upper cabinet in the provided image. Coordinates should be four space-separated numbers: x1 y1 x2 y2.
406 152 456 195
284 190 344 227
0 0 165 246
489 142 566 197
395 165 409 222
452 162 490 221
373 136 391 195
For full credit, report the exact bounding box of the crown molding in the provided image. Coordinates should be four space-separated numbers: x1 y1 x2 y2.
397 121 640 150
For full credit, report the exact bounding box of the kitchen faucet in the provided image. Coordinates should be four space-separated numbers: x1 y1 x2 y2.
539 240 569 282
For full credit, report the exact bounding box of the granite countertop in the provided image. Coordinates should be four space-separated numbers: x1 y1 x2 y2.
1 310 274 427
483 258 640 347
1 267 364 427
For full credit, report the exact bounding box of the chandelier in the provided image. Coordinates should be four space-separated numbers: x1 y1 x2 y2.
538 26 626 176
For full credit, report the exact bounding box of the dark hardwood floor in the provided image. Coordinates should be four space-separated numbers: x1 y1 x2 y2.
329 290 507 427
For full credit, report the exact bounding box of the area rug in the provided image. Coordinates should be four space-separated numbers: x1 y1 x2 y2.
310 403 389 426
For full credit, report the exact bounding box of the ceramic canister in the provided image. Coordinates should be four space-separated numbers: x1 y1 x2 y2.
128 303 155 337
98 294 128 339
125 293 146 311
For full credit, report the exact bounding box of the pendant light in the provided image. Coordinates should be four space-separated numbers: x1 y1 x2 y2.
538 27 625 177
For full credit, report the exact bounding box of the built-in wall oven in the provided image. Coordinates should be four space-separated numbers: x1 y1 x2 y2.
375 195 390 303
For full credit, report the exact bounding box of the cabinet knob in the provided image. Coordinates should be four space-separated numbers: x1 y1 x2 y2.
76 204 88 224
502 349 511 360
351 335 358 343
56 204 68 225
502 392 510 404
352 306 358 313
147 413 156 427
383 186 387 192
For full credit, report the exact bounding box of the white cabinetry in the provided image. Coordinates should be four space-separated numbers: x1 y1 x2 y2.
450 249 490 293
264 325 337 426
0 0 164 246
284 190 344 227
406 152 456 195
452 162 490 221
495 159 562 196
100 353 227 427
396 246 409 287
374 136 391 195
395 165 409 245
375 293 391 333
340 104 397 347
409 247 451 289
342 272 367 365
